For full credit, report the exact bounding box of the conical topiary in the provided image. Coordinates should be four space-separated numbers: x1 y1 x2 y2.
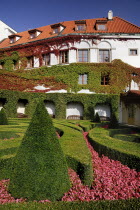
109 113 119 129
0 108 8 125
9 101 70 201
94 112 101 123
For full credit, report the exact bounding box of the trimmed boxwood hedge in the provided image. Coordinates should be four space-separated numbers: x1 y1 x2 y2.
0 198 140 210
8 102 70 201
0 108 8 125
114 134 140 143
88 127 140 171
54 120 93 187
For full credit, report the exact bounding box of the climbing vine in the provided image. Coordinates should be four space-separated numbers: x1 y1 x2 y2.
0 59 139 94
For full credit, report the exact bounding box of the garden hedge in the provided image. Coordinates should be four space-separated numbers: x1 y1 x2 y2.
0 198 140 210
0 89 119 119
8 102 70 201
0 108 8 125
54 120 93 187
88 127 140 171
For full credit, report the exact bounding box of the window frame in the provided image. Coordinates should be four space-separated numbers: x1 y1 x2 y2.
97 24 107 31
99 49 110 63
30 32 37 39
76 24 86 31
59 50 69 64
10 37 15 44
42 54 50 66
77 49 89 63
26 56 34 68
53 27 60 34
101 74 110 85
129 49 138 56
78 74 88 85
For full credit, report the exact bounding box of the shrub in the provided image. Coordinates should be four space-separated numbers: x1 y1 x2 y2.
88 127 140 171
0 108 8 125
109 114 119 129
8 101 70 201
94 112 101 123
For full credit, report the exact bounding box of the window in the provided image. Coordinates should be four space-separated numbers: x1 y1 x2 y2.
129 49 138 56
53 27 59 34
99 50 110 62
59 51 68 64
27 56 34 68
78 49 88 62
97 24 106 30
75 20 86 31
30 32 36 39
51 24 62 34
76 24 86 31
28 29 42 39
13 60 19 70
101 74 110 85
42 54 50 66
78 74 88 85
10 37 15 43
9 35 21 44
95 20 107 31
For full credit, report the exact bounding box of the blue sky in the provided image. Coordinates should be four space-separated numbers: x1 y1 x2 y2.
1 0 140 33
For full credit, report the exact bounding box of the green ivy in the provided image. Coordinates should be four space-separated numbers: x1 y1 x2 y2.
0 90 119 119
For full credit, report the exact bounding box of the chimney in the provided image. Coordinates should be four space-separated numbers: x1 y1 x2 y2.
108 10 113 20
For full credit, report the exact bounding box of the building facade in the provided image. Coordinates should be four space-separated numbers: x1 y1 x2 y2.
0 20 17 42
0 11 140 125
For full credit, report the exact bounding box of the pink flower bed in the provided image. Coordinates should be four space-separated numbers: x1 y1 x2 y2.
62 132 140 201
0 179 26 204
0 132 140 204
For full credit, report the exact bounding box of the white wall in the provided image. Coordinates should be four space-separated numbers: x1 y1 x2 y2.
50 53 57 65
130 80 139 90
0 102 3 110
0 20 17 41
69 49 77 63
44 101 55 116
66 102 83 118
109 39 140 67
52 38 140 67
95 104 111 118
17 102 25 114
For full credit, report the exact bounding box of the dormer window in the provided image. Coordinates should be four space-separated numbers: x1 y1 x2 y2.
28 29 42 39
53 27 59 34
9 35 21 44
51 23 64 34
75 20 86 31
96 20 107 31
97 24 106 30
10 37 15 44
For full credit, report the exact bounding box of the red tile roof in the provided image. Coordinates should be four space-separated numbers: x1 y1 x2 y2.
0 16 140 49
128 90 140 96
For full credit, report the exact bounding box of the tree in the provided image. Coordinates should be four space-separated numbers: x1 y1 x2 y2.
109 113 119 129
9 101 70 201
0 108 8 125
94 112 101 123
